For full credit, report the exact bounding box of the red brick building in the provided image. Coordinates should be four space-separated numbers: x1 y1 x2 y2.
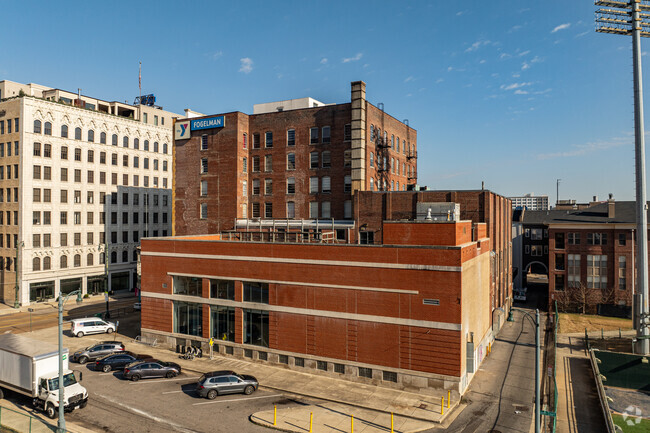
140 217 493 394
172 81 417 235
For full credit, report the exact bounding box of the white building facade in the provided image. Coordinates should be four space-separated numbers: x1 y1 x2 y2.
0 81 177 305
510 194 549 211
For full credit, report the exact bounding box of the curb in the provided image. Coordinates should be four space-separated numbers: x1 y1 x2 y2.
249 414 297 433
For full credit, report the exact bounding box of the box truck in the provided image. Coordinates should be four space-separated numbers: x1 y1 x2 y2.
0 334 88 418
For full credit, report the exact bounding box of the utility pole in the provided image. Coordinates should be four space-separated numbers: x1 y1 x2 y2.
596 0 650 354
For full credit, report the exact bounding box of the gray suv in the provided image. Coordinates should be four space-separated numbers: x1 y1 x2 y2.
196 371 258 399
72 341 125 364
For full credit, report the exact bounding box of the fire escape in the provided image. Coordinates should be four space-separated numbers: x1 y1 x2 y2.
375 103 390 191
405 119 417 184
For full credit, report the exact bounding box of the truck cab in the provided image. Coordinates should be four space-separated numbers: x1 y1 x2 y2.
34 370 88 418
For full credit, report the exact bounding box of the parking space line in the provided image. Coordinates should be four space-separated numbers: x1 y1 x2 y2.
128 376 200 385
192 394 282 405
162 390 184 394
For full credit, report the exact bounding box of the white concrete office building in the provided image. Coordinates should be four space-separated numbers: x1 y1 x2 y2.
0 80 179 306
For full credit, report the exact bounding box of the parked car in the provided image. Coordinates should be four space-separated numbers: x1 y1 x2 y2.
514 288 527 302
123 360 181 381
94 351 152 372
133 302 141 311
70 318 117 338
195 371 258 399
72 341 125 364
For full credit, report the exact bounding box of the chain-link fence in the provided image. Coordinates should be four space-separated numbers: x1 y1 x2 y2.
540 302 559 432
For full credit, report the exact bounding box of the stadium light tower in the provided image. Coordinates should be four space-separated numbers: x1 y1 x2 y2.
596 0 650 355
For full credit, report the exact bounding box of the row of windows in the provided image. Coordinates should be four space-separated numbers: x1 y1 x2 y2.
28 189 169 206
31 250 140 271
26 227 168 248
0 164 18 180
369 124 414 156
32 120 168 153
369 178 408 192
31 165 168 189
235 125 350 151
0 119 19 134
369 152 414 177
554 254 625 291
33 143 169 170
0 141 20 157
27 210 168 227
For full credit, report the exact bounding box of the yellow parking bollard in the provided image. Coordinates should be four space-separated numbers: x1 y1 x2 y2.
391 412 394 432
309 412 313 432
447 390 450 408
351 415 354 433
274 405 277 426
441 397 444 415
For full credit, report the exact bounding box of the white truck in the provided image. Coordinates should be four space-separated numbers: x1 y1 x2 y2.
0 334 88 418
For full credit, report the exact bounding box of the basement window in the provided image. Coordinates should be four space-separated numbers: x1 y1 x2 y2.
358 367 372 379
383 371 397 383
423 298 440 306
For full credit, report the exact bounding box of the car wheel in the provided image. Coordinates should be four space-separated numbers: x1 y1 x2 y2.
76 331 84 338
165 371 176 379
244 385 255 395
45 403 57 419
102 364 112 373
130 374 140 382
207 389 218 400
107 327 114 334
78 356 88 365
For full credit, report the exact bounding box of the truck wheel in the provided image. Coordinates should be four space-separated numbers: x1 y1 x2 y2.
45 403 57 419
76 331 84 338
78 356 88 365
244 385 255 395
107 327 114 334
207 389 218 400
102 364 112 373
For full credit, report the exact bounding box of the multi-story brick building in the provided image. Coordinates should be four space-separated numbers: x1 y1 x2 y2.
0 80 179 305
172 81 417 234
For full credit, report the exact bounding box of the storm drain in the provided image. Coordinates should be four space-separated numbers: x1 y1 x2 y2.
417 403 428 409
513 404 530 413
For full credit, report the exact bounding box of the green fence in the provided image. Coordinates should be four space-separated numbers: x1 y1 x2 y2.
541 302 559 432
0 405 61 433
595 351 650 392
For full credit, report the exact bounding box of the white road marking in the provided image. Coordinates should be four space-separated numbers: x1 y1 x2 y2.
128 376 200 384
192 394 282 405
162 390 184 394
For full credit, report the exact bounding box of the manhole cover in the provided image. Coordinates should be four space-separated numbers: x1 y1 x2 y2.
418 403 427 409
513 405 530 412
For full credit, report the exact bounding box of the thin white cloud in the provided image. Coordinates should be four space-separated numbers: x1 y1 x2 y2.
435 78 444 84
466 40 491 53
514 89 528 95
342 53 363 63
551 23 571 33
501 82 532 91
212 51 223 60
518 50 530 57
521 62 530 71
320 58 328 65
499 53 511 60
536 136 628 160
404 76 414 83
509 24 522 32
239 57 253 74
479 59 487 64
531 56 542 63
576 31 590 38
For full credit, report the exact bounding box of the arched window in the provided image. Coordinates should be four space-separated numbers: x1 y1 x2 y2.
154 142 159 153
33 257 41 271
61 125 68 138
112 134 118 146
34 120 42 133
74 254 81 267
74 127 82 140
100 132 106 144
43 256 51 270
44 122 52 135
134 138 140 150
163 143 168 154
144 140 149 151
87 253 93 266
132 250 138 262
60 255 68 269
111 251 117 264
88 130 95 142
123 136 129 148
122 251 128 262
100 252 105 265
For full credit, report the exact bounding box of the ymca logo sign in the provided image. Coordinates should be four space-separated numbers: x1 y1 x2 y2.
175 121 191 140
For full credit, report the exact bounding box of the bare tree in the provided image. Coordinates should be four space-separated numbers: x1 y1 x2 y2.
556 282 612 314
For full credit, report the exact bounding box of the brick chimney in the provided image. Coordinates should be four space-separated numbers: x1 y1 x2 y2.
608 193 615 218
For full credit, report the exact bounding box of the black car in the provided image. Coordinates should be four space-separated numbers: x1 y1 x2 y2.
94 351 153 372
196 371 258 399
123 360 181 381
71 341 125 364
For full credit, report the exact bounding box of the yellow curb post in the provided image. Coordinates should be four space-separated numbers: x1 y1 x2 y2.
391 412 394 432
309 412 313 433
441 397 444 415
351 415 354 433
274 405 277 426
447 390 450 408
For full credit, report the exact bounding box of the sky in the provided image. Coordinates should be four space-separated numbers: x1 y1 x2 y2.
0 1 645 203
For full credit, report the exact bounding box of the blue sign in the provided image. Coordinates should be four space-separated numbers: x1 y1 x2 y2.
191 116 225 131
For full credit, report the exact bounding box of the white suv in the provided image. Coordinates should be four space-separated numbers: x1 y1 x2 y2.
71 318 117 337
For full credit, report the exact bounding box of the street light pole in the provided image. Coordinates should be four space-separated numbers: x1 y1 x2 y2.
14 241 24 308
100 243 110 319
507 308 541 433
58 289 82 433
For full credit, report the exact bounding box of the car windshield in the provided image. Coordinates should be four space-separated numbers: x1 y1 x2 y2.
48 373 77 391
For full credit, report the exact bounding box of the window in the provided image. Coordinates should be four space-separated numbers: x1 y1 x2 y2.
531 228 543 240
60 255 68 269
265 179 272 195
264 155 272 172
253 133 261 149
359 367 372 379
265 131 273 148
43 143 51 158
619 233 626 246
252 156 260 172
287 201 295 218
619 256 627 290
133 156 139 168
265 202 272 218
33 165 41 179
242 133 248 149
309 202 318 219
242 180 247 197
163 143 168 154
243 282 269 303
287 177 295 194
87 149 94 163
200 203 207 219
99 131 106 144
144 140 149 151
134 138 139 149
100 151 106 164
43 188 51 202
33 188 41 203
163 160 168 171
310 152 319 169
321 151 331 168
530 245 543 256
310 127 318 144
344 200 352 219
34 120 41 133
34 142 41 156
344 150 351 167
587 255 607 289
60 189 68 203
383 371 397 383
173 301 203 337
322 126 330 143
87 170 94 183
344 175 351 193
309 177 318 193
322 176 331 193
252 179 260 195
87 129 94 142
243 309 269 347
61 125 68 138
555 232 565 249
568 232 580 245
87 253 93 266
201 158 208 174
111 153 117 165
287 153 295 170
369 152 374 167
112 134 118 146
211 306 235 342
201 135 208 150
321 201 331 218
33 211 41 224
75 169 81 182
555 254 565 271
588 233 607 245
74 232 81 246
200 180 208 196
123 155 129 167
123 136 129 148
344 124 351 141
554 274 565 291
287 129 295 146
252 202 260 218
33 257 40 271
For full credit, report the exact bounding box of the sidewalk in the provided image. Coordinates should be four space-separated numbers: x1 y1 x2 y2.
0 290 136 316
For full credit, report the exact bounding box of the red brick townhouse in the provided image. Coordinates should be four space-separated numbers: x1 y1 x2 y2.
140 218 493 394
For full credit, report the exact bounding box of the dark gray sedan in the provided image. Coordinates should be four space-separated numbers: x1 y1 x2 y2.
196 371 258 399
123 360 181 381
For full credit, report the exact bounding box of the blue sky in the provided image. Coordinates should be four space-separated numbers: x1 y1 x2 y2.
0 1 644 203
